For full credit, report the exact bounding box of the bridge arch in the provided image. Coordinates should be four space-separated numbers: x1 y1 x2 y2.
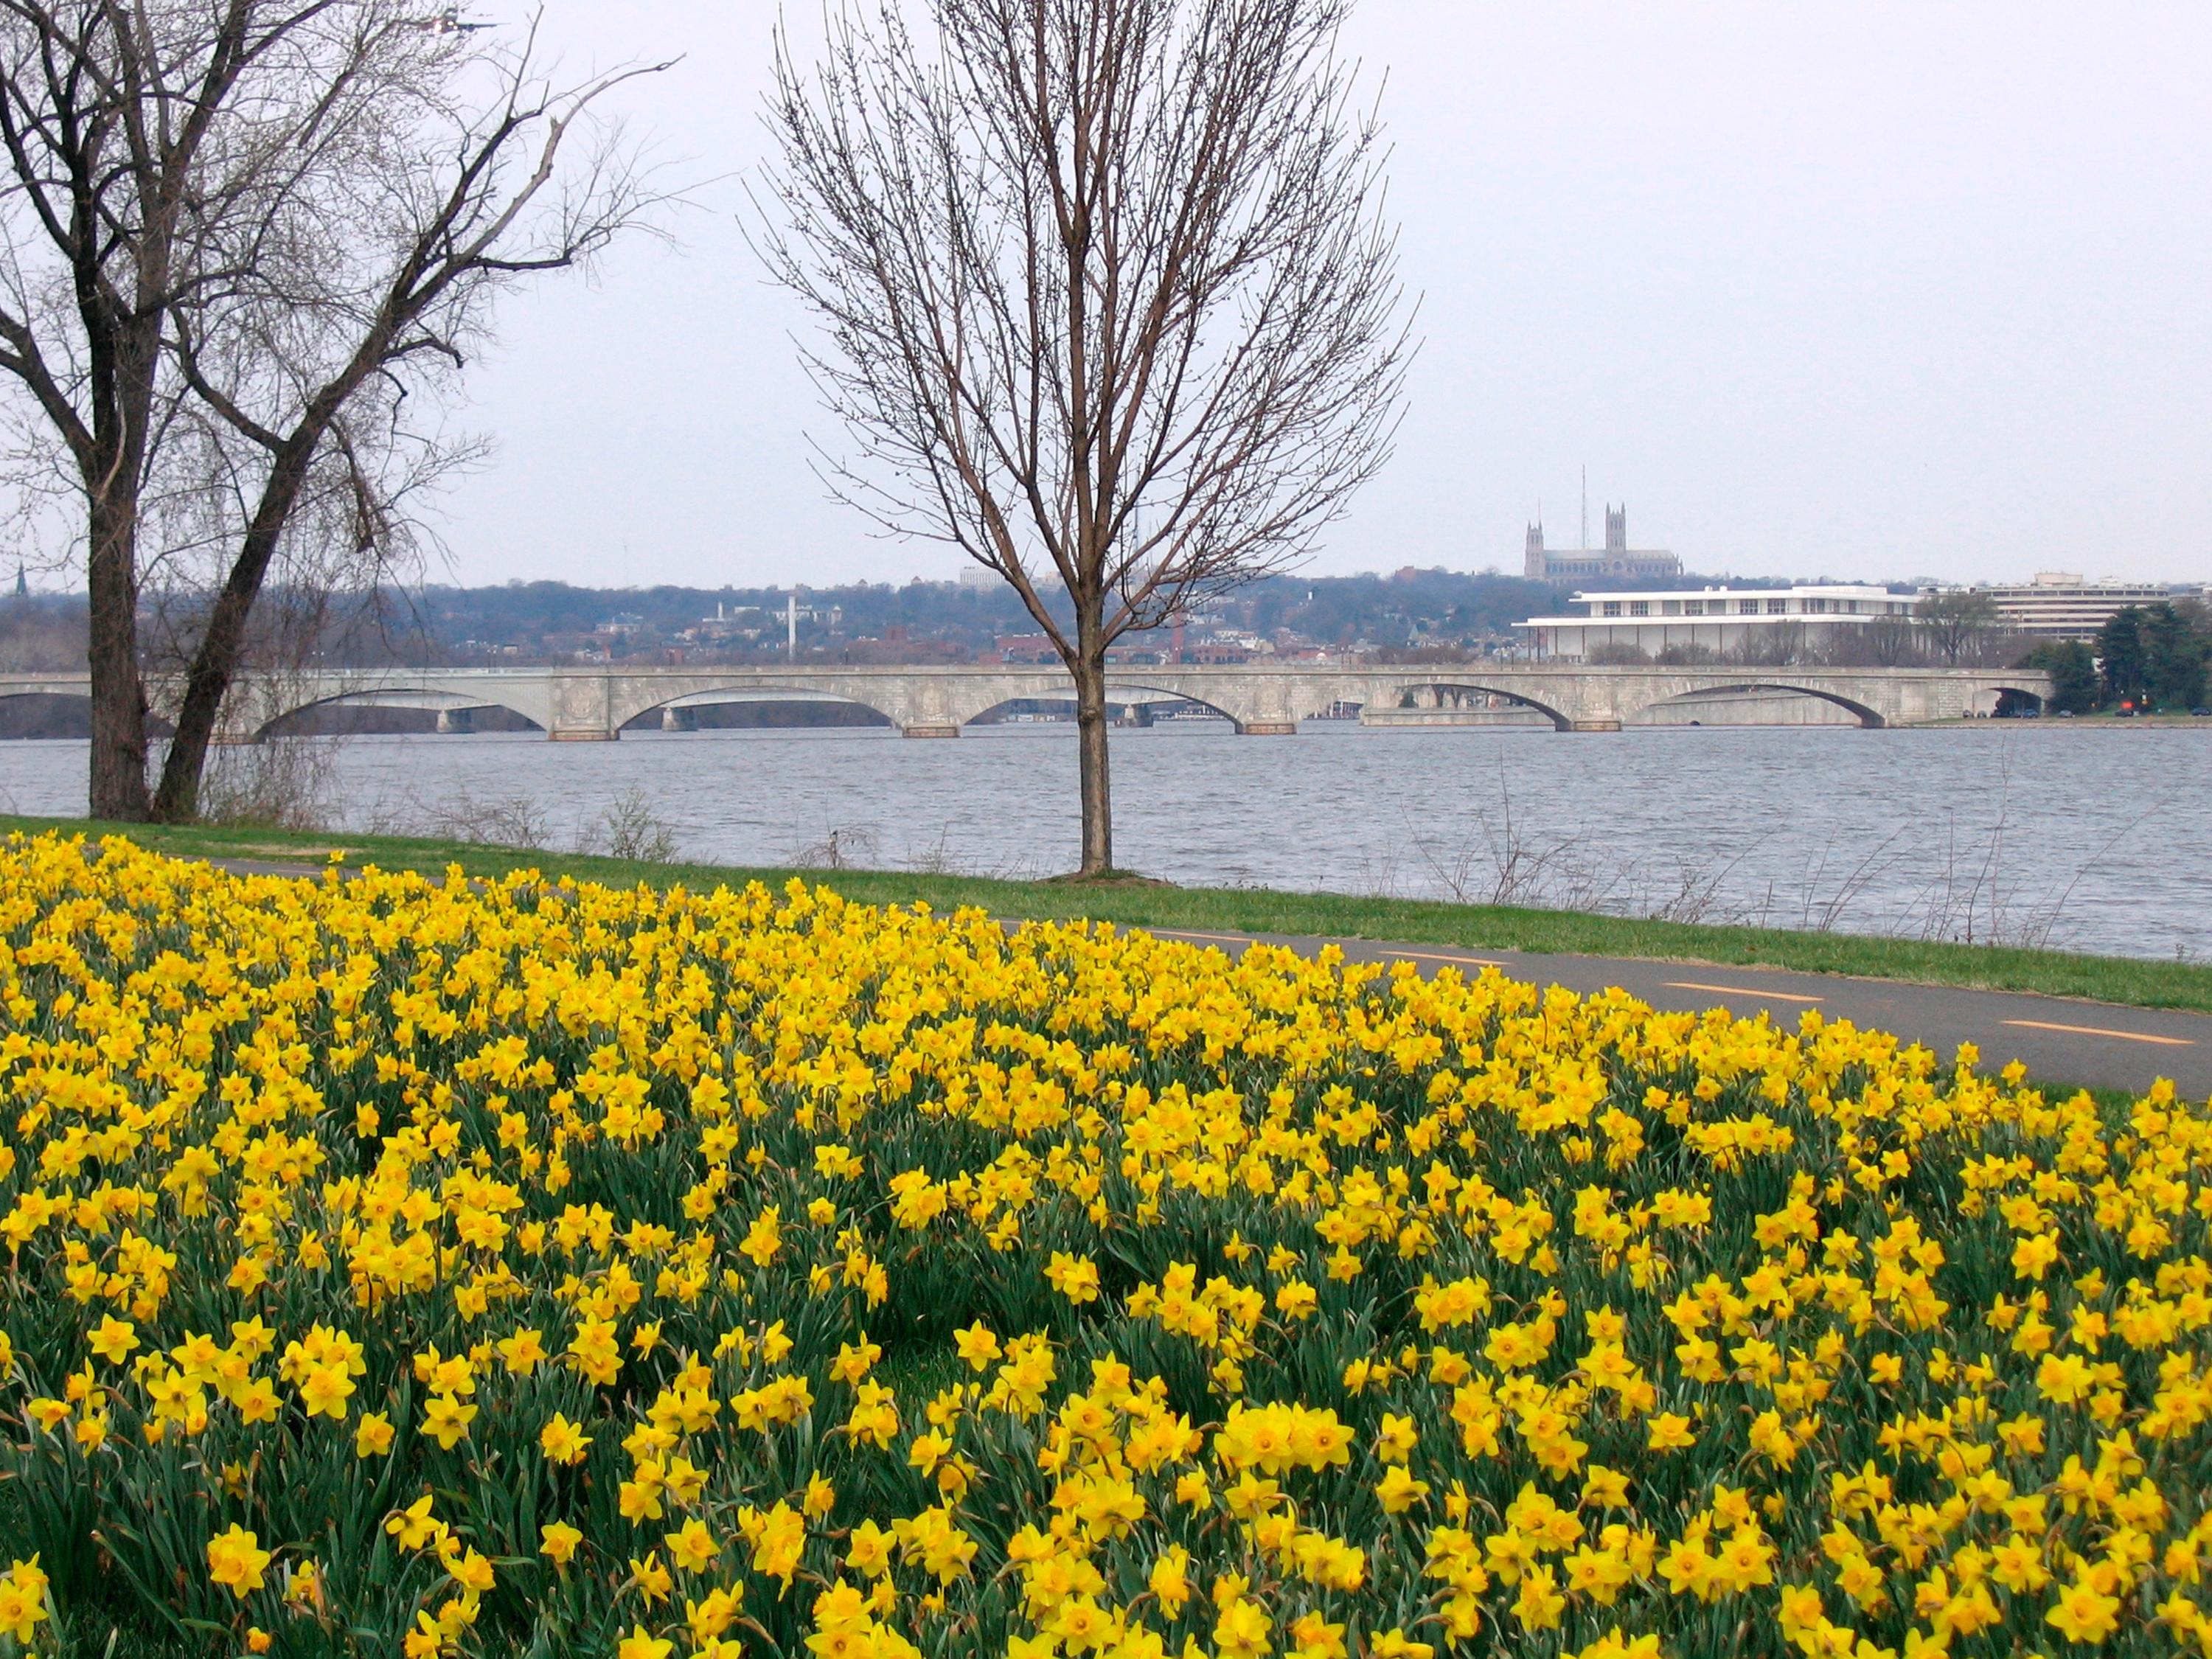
1630 681 1888 729
0 682 91 699
956 687 1241 730
613 682 903 734
247 688 547 741
931 676 1250 731
1096 679 1245 728
0 688 98 740
1389 681 1574 731
1984 683 2048 717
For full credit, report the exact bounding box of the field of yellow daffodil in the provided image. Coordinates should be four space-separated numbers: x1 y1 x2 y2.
0 834 2208 1659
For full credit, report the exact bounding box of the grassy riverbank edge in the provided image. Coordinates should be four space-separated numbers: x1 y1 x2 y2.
6 812 2208 1015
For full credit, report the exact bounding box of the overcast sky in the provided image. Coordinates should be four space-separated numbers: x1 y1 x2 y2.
436 1 2212 589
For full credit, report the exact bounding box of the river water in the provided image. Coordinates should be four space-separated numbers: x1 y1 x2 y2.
0 722 2204 961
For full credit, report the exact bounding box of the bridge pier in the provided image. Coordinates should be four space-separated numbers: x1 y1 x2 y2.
435 707 475 735
902 724 961 739
549 728 618 742
661 706 698 732
1568 719 1622 733
1237 722 1299 736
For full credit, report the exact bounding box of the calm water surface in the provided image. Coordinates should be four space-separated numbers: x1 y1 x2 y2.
1 723 2204 961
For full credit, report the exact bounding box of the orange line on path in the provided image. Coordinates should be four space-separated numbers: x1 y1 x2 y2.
1666 981 1825 1004
2003 1019 2193 1048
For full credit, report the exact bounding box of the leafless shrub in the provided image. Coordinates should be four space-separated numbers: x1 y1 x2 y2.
1780 826 1913 933
581 787 682 865
1636 838 1775 926
902 826 964 877
408 788 554 852
1354 845 1406 900
790 824 882 872
192 740 338 832
1399 746 2118 949
1405 765 1616 911
900 826 1046 882
1889 785 2140 951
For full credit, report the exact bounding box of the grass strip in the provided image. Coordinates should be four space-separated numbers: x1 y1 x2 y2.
6 811 2209 1015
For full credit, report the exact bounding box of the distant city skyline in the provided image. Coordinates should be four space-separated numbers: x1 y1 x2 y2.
346 2 2212 590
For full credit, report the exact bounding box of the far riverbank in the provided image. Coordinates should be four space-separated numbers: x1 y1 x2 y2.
1920 712 2212 728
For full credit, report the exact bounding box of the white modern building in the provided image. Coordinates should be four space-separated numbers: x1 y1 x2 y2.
1957 573 2174 640
1514 584 1916 661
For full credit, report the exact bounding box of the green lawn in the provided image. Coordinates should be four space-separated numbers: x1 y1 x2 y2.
7 813 2209 1015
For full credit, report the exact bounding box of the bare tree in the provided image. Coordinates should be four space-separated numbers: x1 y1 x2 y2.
0 1 667 821
1854 612 1920 667
1729 620 1806 667
1916 587 2000 666
758 0 1409 875
0 0 266 817
149 19 670 820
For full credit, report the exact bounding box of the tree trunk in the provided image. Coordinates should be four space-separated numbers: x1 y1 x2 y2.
151 438 322 822
85 493 149 821
1071 641 1113 877
150 589 248 823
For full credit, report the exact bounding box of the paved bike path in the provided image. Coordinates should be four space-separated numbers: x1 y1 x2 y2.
1129 925 2211 1099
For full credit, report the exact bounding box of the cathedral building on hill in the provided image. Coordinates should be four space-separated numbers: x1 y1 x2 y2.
1523 505 1681 582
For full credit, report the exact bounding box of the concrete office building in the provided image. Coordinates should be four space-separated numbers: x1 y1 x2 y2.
1960 573 2174 640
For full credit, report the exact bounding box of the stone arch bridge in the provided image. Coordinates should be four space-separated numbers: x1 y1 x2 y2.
0 663 2053 740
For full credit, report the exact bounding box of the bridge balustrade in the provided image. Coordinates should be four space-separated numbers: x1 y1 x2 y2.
0 664 2055 744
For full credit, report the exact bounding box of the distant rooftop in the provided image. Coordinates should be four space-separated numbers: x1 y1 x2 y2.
1967 573 2171 595
1565 582 1895 604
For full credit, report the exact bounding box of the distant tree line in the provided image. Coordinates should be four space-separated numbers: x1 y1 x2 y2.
0 595 86 672
352 569 1836 663
2021 602 2211 714
335 570 1585 661
0 570 1617 669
